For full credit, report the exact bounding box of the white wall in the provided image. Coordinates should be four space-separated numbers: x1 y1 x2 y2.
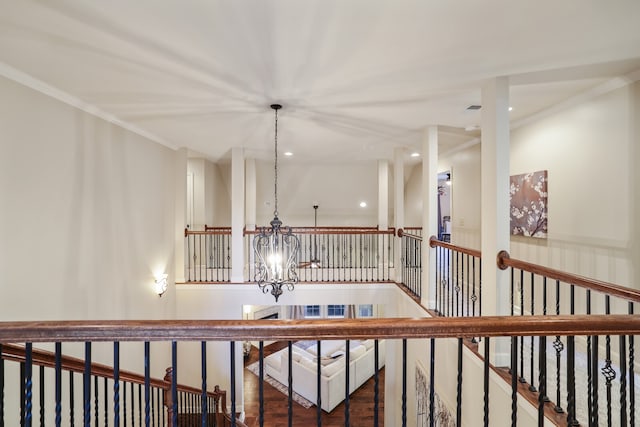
187 158 230 229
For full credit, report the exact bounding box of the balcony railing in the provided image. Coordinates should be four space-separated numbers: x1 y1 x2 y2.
185 226 231 282
245 227 395 283
397 228 422 299
1 316 638 426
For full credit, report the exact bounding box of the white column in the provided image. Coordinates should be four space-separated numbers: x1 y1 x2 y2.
422 126 438 308
378 160 389 230
231 147 246 282
245 158 256 231
174 148 188 283
481 77 511 365
393 148 405 282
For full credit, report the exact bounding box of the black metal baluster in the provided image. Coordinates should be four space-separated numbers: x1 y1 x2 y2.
21 362 25 427
0 343 4 427
587 289 593 423
629 302 635 427
132 382 136 426
602 295 615 427
56 342 62 427
567 336 577 426
519 270 525 385
316 341 322 426
104 377 108 427
230 342 236 427
201 341 207 427
83 342 91 427
345 339 351 427
94 376 99 427
374 340 379 427
429 338 435 427
402 339 406 427
541 277 549 402
114 342 120 427
538 335 547 427
171 342 178 427
484 338 490 427
39 365 44 427
435 245 440 313
69 370 75 427
511 336 518 427
456 338 463 426
619 334 628 427
478 260 482 317
553 279 564 414
471 256 477 318
529 272 537 392
145 342 151 427
287 341 293 427
259 341 264 427
455 251 460 317
462 253 467 316
25 343 33 427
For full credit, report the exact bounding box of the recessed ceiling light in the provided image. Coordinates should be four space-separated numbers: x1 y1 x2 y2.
508 107 513 111
410 152 420 157
284 151 293 156
359 201 367 208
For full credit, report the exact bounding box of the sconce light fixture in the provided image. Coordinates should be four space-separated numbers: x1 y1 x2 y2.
154 273 168 297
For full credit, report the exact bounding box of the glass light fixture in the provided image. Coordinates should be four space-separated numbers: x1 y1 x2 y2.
154 273 168 297
253 104 300 302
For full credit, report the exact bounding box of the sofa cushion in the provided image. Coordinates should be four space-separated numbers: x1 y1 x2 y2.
362 339 375 350
349 344 366 359
321 358 345 377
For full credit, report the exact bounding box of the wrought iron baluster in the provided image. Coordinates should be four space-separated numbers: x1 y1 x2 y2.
519 269 525 384
566 336 578 426
114 342 120 427
401 339 406 427
171 342 178 427
104 377 108 427
25 343 33 427
84 342 91 427
619 335 628 427
40 365 45 427
538 336 547 427
429 338 435 427
230 342 236 427
316 341 322 426
456 338 463 425
70 370 75 427
484 338 490 427
287 341 293 427
94 376 99 427
201 341 208 427
259 341 264 427
602 295 615 427
374 340 380 427
145 341 151 427
629 302 636 427
529 272 537 392
345 339 351 427
553 279 564 414
511 336 518 427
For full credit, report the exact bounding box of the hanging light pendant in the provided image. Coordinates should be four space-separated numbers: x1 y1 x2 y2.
253 104 300 301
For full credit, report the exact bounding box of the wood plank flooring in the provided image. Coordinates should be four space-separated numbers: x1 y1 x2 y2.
242 342 385 427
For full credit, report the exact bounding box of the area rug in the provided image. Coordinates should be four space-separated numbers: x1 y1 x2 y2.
245 361 314 409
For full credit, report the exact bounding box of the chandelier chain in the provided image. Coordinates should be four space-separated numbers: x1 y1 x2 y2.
274 107 279 217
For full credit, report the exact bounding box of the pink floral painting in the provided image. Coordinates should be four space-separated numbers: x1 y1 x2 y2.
510 170 548 238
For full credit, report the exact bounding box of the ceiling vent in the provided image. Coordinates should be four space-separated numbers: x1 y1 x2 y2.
466 105 482 110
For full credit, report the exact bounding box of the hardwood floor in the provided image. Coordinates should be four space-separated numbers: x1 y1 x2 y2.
242 342 385 426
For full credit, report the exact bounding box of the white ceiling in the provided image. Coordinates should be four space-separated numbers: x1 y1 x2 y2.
1 0 640 164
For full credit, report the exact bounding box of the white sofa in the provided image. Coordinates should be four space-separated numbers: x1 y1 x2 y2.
264 339 385 412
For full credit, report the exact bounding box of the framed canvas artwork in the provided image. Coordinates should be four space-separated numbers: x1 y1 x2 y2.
509 170 548 238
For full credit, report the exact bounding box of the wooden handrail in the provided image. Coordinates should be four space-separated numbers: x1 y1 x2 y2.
429 235 481 258
244 226 396 236
497 250 640 303
1 316 639 343
0 343 214 395
185 227 231 236
397 228 422 240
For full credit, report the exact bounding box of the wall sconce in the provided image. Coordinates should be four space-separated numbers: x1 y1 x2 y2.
154 273 168 297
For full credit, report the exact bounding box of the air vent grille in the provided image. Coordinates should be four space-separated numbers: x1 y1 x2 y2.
466 105 482 110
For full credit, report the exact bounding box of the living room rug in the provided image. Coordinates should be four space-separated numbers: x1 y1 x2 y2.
245 361 314 409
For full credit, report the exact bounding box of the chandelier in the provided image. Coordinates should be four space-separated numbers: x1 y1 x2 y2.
253 104 300 301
